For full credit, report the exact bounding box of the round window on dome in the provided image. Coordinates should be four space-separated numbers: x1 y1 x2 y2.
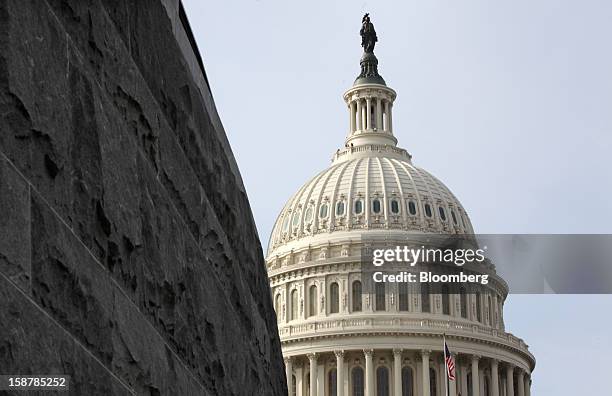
439 206 447 221
408 201 417 216
292 209 301 227
319 203 329 218
424 203 432 218
390 199 400 214
354 199 363 215
372 199 381 214
304 206 314 223
336 201 345 216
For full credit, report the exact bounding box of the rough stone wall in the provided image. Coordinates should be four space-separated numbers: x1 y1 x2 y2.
0 0 286 395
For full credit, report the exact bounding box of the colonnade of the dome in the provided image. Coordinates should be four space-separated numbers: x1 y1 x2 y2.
283 348 532 396
344 85 397 147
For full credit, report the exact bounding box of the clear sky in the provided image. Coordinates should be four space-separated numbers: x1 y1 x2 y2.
183 1 612 393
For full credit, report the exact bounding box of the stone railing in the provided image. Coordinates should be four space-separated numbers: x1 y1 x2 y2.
333 144 411 161
278 316 530 354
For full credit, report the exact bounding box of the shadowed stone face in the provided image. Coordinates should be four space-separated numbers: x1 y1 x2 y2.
0 1 286 394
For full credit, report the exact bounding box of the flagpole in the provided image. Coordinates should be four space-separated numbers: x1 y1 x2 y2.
444 333 449 396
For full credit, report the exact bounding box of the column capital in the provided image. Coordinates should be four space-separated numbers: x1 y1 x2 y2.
420 349 431 358
284 356 293 364
471 354 481 362
363 348 374 357
334 350 345 359
307 352 318 362
393 348 403 356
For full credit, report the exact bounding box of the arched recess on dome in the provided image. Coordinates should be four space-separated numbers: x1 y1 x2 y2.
352 366 364 396
460 286 468 319
290 289 298 321
376 366 390 396
429 368 437 396
467 372 473 396
421 283 431 313
304 373 311 396
484 375 491 396
401 366 414 396
375 282 386 311
330 282 340 314
352 280 362 312
476 292 482 322
309 285 318 317
442 285 450 315
398 282 409 311
328 368 337 396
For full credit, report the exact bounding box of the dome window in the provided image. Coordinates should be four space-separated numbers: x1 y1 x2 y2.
390 199 400 214
319 203 329 218
354 199 363 215
408 201 417 216
424 203 432 218
304 206 314 223
292 209 301 227
372 199 382 214
336 201 345 216
439 206 447 221
451 210 458 225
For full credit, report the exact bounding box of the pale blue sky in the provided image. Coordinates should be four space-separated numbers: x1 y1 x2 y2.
183 1 612 393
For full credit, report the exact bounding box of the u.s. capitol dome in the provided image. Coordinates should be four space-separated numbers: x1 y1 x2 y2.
267 16 534 396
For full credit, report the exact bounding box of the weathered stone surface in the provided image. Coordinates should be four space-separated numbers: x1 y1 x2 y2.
0 155 30 290
0 0 285 395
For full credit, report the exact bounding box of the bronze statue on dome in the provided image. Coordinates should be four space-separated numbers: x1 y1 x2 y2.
360 13 378 53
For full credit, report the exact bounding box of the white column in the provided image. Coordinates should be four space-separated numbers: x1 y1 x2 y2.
335 351 345 396
365 98 372 130
296 366 303 396
349 102 355 133
376 98 383 131
421 350 431 396
364 349 374 396
439 357 446 396
308 353 318 396
356 100 363 131
516 370 524 396
317 363 324 396
505 365 514 396
471 355 480 396
362 101 367 132
285 357 293 395
491 359 500 396
387 102 393 133
393 349 402 396
524 374 531 396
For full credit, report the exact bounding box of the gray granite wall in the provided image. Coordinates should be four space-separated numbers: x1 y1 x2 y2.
0 1 286 394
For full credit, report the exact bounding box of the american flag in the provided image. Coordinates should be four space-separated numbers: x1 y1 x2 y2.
444 340 456 381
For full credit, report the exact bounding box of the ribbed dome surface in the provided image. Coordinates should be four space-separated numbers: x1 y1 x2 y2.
268 155 474 254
